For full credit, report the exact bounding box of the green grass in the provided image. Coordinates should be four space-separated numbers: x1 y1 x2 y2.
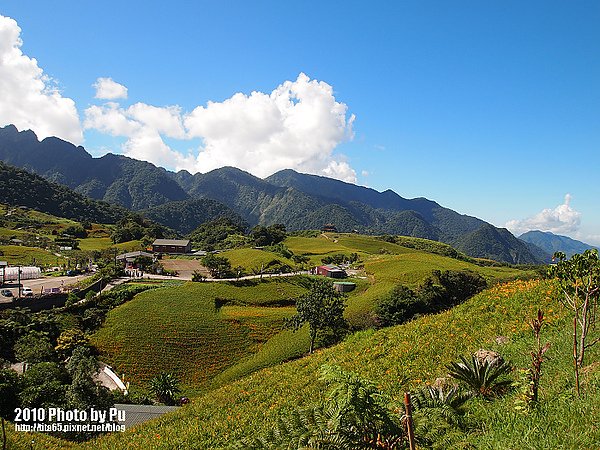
20 277 595 450
77 237 115 250
90 278 308 394
8 278 600 449
0 226 29 238
0 244 66 266
218 248 295 272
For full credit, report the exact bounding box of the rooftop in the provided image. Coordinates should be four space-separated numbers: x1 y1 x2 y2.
152 239 190 246
116 251 154 261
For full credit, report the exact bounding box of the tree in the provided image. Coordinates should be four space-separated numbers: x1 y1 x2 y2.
287 279 347 354
250 224 286 246
150 372 181 405
375 284 424 327
201 254 233 279
548 249 600 396
55 328 89 358
20 362 69 409
0 369 20 450
14 331 56 363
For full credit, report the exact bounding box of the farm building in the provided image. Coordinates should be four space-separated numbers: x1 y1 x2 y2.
321 223 338 232
316 264 347 279
152 239 191 254
0 266 42 283
116 251 154 269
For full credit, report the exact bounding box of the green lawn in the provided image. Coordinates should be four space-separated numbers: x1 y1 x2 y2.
77 237 142 251
219 247 296 273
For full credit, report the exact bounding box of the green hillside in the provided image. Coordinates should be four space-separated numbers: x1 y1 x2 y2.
90 278 309 394
92 234 532 393
9 275 598 449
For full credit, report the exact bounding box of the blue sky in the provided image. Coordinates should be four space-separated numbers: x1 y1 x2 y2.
1 1 599 244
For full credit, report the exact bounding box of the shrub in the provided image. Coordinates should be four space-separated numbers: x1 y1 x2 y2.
447 356 512 399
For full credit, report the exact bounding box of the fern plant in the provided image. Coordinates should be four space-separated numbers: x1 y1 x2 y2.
231 365 405 449
411 384 473 449
446 355 512 399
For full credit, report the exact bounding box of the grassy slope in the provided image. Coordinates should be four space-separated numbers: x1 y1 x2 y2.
285 233 533 327
218 248 295 272
0 244 65 266
90 278 308 394
14 277 599 449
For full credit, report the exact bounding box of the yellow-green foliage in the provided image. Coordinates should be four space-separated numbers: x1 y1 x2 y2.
18 278 575 450
0 244 66 266
218 248 295 272
77 237 114 250
0 227 29 238
90 279 308 393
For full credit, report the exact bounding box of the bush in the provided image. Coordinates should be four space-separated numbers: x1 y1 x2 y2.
375 285 426 327
376 270 488 328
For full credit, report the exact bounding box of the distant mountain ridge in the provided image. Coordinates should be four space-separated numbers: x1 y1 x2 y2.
519 230 598 258
0 124 548 264
0 125 189 210
0 161 128 223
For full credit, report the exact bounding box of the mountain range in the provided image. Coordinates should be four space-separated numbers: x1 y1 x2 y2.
0 124 571 265
519 230 598 258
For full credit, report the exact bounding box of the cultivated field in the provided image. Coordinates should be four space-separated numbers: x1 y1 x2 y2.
90 278 309 394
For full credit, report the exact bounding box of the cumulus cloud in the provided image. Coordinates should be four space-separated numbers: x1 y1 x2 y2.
184 73 356 181
84 102 191 168
93 77 128 100
506 194 582 236
84 73 357 182
0 15 82 144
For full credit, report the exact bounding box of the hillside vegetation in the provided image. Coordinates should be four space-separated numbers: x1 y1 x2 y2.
89 234 533 394
9 276 598 449
90 278 309 394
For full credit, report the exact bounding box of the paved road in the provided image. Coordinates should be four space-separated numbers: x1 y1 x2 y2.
0 273 91 302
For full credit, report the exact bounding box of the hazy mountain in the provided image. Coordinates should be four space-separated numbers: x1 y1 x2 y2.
0 125 547 264
519 230 598 258
453 224 548 265
0 125 189 210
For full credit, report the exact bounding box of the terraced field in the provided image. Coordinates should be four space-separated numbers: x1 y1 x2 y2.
90 278 309 393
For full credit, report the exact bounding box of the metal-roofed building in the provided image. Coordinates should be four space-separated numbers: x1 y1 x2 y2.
316 264 347 279
151 239 191 254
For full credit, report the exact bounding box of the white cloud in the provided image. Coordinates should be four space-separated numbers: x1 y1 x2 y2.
184 73 356 181
83 102 192 168
84 73 357 182
506 194 582 236
0 15 82 144
93 77 128 100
